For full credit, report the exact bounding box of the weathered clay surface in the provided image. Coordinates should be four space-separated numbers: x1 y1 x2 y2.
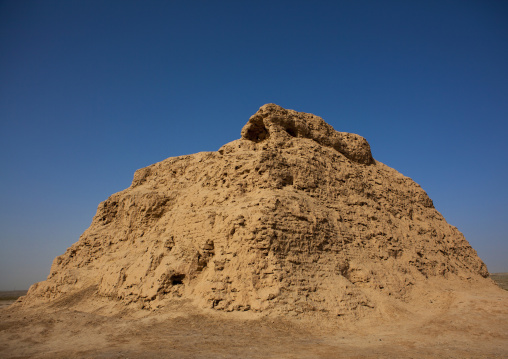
241 104 374 164
23 104 490 319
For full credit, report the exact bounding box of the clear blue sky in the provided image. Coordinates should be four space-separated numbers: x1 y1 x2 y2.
1 0 507 290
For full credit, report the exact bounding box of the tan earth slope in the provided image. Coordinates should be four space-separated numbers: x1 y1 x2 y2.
22 103 492 320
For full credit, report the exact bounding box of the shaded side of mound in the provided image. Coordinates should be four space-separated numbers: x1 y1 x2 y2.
23 104 490 318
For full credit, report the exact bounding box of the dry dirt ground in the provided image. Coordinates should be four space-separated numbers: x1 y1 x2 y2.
0 291 27 310
491 273 508 291
1 279 507 359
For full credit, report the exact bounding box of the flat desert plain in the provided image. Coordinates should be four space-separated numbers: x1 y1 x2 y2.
0 275 507 359
0 291 27 309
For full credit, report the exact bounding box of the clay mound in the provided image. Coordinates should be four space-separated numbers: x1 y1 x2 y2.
23 104 491 318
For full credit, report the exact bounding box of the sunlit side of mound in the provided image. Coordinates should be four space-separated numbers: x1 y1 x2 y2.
21 104 492 320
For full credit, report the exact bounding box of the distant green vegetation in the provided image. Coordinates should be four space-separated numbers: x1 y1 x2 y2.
491 273 508 291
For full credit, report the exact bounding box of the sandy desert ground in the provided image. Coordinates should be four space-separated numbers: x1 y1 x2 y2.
1 276 507 359
0 291 27 310
491 273 508 291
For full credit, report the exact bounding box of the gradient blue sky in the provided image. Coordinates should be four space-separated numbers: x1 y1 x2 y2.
1 0 507 290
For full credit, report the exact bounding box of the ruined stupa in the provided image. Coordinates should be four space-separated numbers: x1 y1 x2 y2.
23 104 490 318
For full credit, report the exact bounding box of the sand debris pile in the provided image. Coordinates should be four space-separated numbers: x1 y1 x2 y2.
23 104 490 318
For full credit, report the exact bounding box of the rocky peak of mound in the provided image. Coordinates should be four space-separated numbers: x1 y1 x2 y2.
240 104 374 165
23 104 490 318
